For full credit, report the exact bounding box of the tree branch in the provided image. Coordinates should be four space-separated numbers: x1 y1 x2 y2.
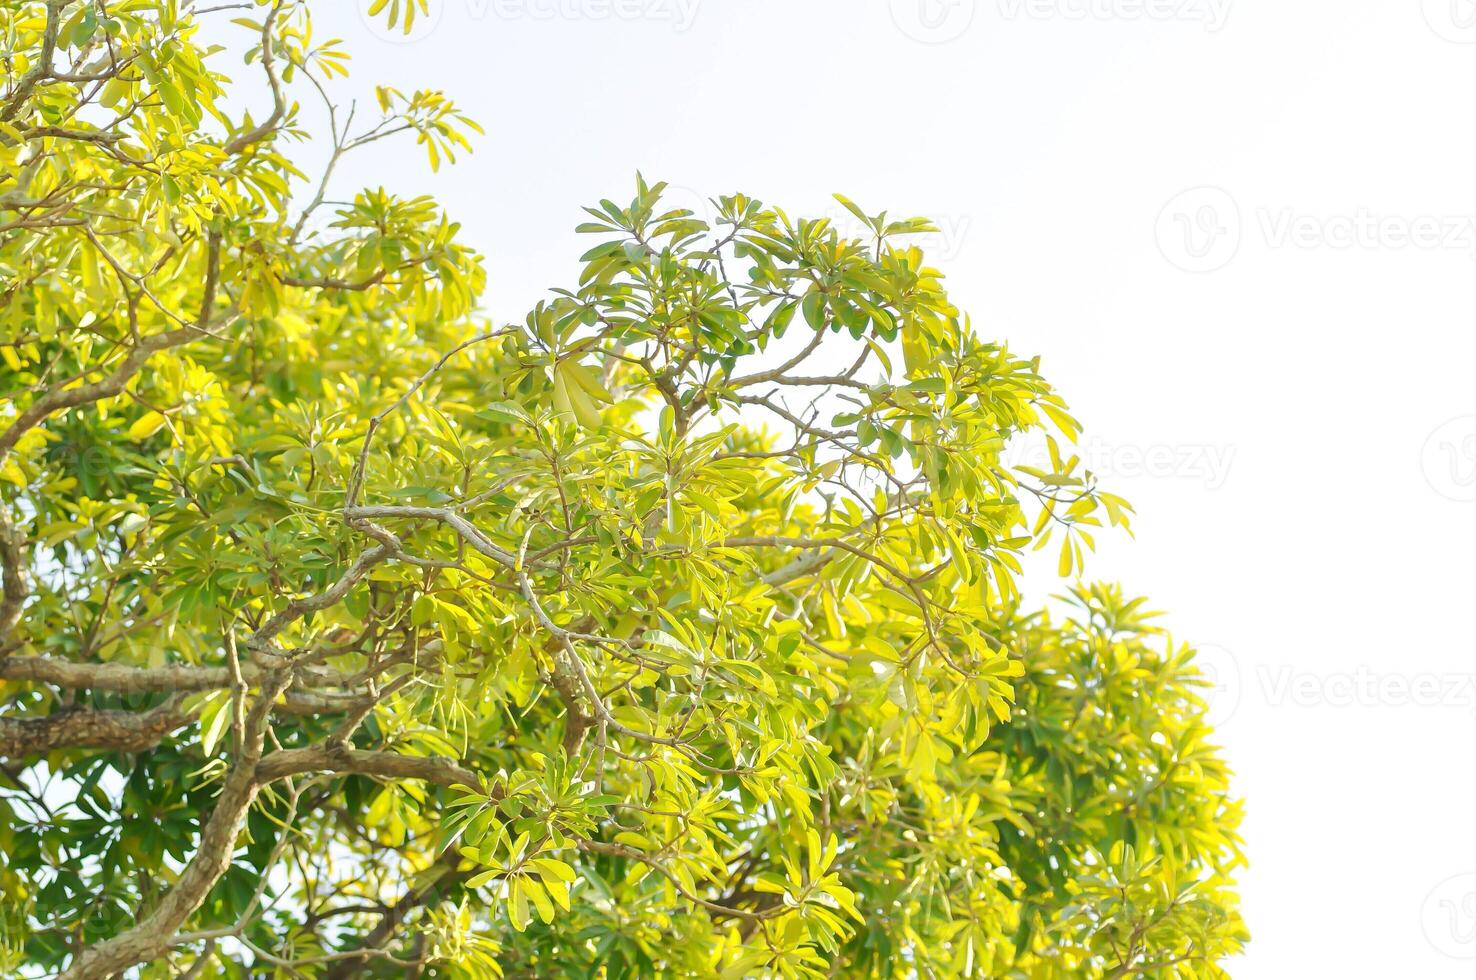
0 326 198 461
0 694 193 757
255 746 479 789
60 673 290 980
320 852 467 980
221 2 285 156
0 654 353 695
0 511 28 640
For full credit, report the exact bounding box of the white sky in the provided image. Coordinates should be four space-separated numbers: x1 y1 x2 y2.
286 1 1476 974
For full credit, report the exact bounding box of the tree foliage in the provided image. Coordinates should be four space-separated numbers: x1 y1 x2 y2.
0 2 1246 977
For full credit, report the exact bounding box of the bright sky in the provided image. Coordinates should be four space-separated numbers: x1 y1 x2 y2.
289 2 1476 974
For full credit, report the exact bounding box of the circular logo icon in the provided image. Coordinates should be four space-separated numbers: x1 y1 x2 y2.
1423 0 1476 43
1155 186 1241 274
1423 874 1476 958
1191 642 1241 729
356 0 444 44
1422 417 1476 502
889 0 977 43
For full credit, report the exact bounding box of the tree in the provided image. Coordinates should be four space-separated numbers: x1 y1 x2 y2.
0 1 1247 976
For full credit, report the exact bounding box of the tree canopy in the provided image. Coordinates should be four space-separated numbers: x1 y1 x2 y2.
0 2 1247 977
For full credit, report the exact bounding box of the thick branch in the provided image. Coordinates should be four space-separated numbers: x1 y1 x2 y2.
60 674 289 980
0 512 27 639
0 654 352 694
760 550 833 586
0 686 374 760
0 695 193 757
255 746 478 789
